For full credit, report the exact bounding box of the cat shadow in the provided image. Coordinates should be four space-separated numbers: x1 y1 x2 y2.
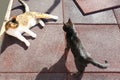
12 5 25 13
35 48 85 80
45 0 60 14
0 33 35 53
35 48 70 80
12 0 29 13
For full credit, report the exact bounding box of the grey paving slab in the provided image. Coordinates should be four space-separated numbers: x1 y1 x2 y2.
0 73 67 80
66 25 120 72
63 0 117 24
114 8 120 24
0 25 66 72
0 0 10 30
10 0 63 23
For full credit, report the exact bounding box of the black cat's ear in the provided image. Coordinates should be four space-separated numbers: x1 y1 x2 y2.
68 18 73 25
63 22 67 32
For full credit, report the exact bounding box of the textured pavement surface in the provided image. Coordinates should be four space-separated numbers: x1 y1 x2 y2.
0 0 120 80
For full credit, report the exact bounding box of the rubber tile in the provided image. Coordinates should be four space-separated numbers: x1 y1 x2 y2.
10 0 63 23
63 0 117 24
114 8 120 24
0 73 67 80
66 25 120 72
0 73 36 80
68 73 120 80
75 0 120 14
0 25 67 72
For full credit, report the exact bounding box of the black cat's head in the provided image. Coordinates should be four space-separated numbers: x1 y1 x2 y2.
63 19 74 33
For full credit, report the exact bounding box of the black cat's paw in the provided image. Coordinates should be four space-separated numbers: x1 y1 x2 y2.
71 72 80 78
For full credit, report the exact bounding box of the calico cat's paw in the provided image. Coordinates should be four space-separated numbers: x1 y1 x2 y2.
54 16 58 20
25 41 30 47
52 15 58 20
32 33 37 38
39 20 45 27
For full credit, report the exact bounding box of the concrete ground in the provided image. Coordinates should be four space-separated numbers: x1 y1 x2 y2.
0 0 120 80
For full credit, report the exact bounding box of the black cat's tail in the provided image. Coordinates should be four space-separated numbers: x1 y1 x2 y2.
18 0 30 12
89 58 108 69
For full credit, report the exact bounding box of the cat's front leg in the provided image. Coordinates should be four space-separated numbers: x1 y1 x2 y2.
39 20 45 27
24 29 37 38
15 32 30 47
7 31 30 47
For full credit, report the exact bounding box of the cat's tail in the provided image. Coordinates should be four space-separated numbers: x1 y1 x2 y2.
89 58 108 69
18 0 30 12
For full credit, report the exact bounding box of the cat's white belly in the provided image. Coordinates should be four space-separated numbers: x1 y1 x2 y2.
28 18 37 27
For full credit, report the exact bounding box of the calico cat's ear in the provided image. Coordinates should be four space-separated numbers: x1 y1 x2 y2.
68 18 73 25
11 16 17 23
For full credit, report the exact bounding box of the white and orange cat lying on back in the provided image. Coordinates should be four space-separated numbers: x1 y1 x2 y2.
4 0 58 47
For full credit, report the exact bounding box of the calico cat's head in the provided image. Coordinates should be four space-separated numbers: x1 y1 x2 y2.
5 16 19 30
63 19 75 33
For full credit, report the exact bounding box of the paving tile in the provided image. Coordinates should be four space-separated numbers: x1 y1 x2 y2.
68 73 120 80
63 0 117 24
75 0 120 14
0 73 36 80
114 8 120 24
66 25 120 72
0 25 67 72
0 73 67 80
0 0 10 29
10 0 63 23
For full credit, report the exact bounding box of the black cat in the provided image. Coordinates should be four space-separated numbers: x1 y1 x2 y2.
63 19 108 77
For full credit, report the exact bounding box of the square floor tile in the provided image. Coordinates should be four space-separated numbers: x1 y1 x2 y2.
75 0 120 14
63 0 117 24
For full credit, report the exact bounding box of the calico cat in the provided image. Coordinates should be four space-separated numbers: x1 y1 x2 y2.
63 19 108 77
5 0 58 47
